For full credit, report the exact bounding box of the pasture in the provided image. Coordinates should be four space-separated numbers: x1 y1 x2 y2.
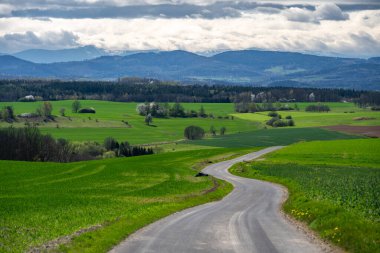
230 139 380 253
0 101 257 144
0 101 378 144
233 103 380 128
0 148 262 253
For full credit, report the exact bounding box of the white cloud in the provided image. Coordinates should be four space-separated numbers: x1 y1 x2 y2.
0 6 378 57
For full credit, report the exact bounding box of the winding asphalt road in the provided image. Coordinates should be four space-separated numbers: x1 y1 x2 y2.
110 147 323 253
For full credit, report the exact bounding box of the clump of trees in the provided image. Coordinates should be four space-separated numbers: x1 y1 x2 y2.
136 102 170 117
103 137 153 157
0 127 153 162
36 102 53 119
136 102 222 119
354 92 380 108
305 104 330 112
235 101 294 113
184 126 205 140
0 127 75 162
0 106 15 122
266 113 295 127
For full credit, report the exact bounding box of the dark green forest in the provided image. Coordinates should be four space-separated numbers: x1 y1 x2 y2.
1 78 379 105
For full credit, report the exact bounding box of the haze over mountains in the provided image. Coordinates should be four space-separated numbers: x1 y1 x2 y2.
0 49 379 90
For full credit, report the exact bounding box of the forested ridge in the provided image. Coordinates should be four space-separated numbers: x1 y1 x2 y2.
1 78 379 105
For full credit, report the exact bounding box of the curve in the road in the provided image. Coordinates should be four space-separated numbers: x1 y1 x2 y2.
110 147 324 253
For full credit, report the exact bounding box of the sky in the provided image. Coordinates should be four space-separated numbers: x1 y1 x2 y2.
0 0 380 58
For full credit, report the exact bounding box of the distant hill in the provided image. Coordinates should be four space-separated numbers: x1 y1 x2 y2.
12 46 107 63
0 50 379 90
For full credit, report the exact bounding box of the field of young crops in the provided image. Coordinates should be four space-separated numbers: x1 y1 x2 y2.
0 148 259 253
230 138 380 253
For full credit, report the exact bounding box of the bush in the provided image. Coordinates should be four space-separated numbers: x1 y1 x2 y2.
272 120 288 127
268 112 279 117
78 107 96 113
285 115 292 119
1 106 15 122
288 119 295 126
74 142 105 160
104 137 119 151
184 126 205 140
220 126 226 135
266 117 279 126
371 106 380 111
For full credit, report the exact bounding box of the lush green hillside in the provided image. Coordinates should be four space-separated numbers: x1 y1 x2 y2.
1 101 377 145
231 139 380 253
234 102 380 128
0 101 256 144
181 127 359 149
0 148 257 253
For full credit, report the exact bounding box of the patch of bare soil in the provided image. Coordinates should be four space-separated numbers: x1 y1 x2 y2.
353 117 375 121
323 125 380 138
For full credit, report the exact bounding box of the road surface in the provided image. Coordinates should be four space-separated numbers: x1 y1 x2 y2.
110 147 323 253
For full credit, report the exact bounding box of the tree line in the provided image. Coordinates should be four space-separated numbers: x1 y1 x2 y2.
0 127 153 162
136 102 213 119
0 78 378 105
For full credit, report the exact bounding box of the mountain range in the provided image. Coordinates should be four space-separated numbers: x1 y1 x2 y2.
0 49 379 90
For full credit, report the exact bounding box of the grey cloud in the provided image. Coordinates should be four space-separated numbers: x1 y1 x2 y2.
2 2 312 19
5 1 372 20
315 3 348 21
0 31 79 53
283 3 349 23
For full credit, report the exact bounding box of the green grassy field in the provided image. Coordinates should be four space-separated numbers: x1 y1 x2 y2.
234 102 380 128
230 139 380 253
0 148 264 253
0 101 378 144
181 127 360 148
0 101 257 144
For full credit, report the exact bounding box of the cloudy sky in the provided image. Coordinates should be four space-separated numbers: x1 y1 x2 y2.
0 0 379 58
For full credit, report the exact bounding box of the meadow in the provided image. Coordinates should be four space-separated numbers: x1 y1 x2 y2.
0 148 264 253
0 101 257 144
230 139 380 253
0 101 378 144
233 102 380 128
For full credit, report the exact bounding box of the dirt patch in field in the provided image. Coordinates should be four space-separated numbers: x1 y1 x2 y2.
323 125 380 138
353 117 376 121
